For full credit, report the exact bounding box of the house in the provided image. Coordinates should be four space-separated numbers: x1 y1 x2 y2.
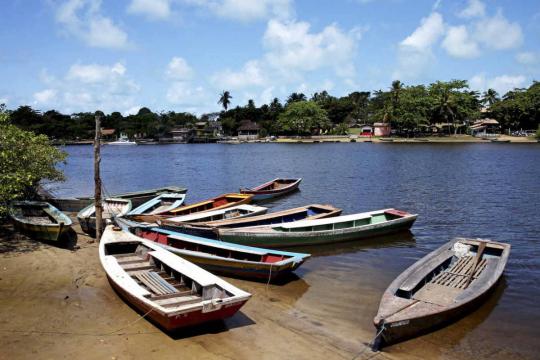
469 118 500 136
237 120 261 141
373 123 391 137
101 128 115 140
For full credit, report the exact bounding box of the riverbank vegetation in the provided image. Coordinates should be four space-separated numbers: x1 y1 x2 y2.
0 105 66 215
2 80 540 139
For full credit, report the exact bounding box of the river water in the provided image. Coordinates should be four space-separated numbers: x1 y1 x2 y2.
48 143 540 358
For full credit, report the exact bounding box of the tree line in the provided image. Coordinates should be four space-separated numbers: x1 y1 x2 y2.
4 79 540 139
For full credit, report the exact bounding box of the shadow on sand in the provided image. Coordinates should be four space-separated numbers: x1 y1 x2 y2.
0 222 80 254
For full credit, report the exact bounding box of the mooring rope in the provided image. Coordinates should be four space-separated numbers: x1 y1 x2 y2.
0 308 154 337
351 322 385 360
265 263 274 291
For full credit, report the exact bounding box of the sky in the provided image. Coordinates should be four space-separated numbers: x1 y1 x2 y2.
1 0 539 115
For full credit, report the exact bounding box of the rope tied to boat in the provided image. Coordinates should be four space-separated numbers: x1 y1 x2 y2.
265 263 274 291
351 321 386 360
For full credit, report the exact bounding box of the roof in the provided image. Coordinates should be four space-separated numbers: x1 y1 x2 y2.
373 122 390 127
476 118 499 125
101 128 115 136
238 120 261 131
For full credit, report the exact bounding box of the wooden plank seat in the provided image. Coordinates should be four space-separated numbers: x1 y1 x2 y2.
134 271 179 295
430 256 488 289
154 295 202 308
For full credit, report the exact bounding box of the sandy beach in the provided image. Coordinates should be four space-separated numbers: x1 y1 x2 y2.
0 216 530 360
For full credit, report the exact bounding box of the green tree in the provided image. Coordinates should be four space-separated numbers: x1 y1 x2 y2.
286 92 307 105
278 101 328 135
218 91 232 111
482 88 499 108
0 105 67 215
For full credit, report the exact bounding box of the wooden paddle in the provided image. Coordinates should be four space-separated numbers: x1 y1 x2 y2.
464 241 487 288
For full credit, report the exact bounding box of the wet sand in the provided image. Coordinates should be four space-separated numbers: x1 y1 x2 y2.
0 220 531 360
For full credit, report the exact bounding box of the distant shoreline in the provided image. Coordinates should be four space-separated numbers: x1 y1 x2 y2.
54 135 538 146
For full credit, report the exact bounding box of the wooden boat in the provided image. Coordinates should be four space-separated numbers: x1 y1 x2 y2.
491 139 511 143
240 178 302 201
116 218 310 281
372 238 510 349
217 208 417 248
159 193 252 216
99 225 251 331
77 198 132 235
9 201 72 241
46 186 187 212
167 204 267 224
128 193 187 216
162 204 342 239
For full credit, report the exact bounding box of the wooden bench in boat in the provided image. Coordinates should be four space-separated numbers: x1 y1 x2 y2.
413 256 488 306
134 271 179 296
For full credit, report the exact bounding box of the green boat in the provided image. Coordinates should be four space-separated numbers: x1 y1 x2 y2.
9 201 72 241
217 208 417 248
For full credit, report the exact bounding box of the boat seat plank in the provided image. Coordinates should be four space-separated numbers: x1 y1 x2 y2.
134 271 179 295
399 250 454 292
155 295 202 308
413 283 463 306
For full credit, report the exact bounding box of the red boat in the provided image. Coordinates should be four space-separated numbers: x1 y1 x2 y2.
240 178 302 201
99 225 251 331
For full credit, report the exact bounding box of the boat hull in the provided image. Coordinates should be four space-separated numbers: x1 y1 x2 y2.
219 216 416 248
107 275 247 331
377 278 500 346
241 178 301 201
12 220 70 242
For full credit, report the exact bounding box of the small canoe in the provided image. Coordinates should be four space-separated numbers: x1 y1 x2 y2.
77 198 132 235
240 178 302 201
490 139 511 143
373 238 510 348
128 193 187 216
162 204 342 239
167 204 267 224
217 208 417 248
116 218 310 281
99 225 251 331
9 201 72 241
46 186 187 212
159 193 252 216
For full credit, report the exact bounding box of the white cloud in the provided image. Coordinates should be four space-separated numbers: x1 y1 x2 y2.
0 97 8 105
56 0 130 49
67 62 126 83
458 0 485 19
474 10 522 50
442 25 480 58
185 0 293 21
33 89 58 104
166 57 194 80
516 52 539 65
33 62 140 113
394 12 444 80
400 12 444 51
469 73 527 95
166 81 209 112
127 0 171 19
263 19 358 78
211 60 266 89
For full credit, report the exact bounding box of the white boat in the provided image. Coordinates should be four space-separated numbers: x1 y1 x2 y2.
107 134 137 145
166 204 268 224
99 225 251 331
128 193 187 216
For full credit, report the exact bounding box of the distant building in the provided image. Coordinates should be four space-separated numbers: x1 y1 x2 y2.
470 118 500 136
237 120 261 141
373 122 391 137
358 124 373 137
101 128 116 140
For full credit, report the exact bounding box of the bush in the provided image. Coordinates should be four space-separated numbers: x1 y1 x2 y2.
0 106 67 216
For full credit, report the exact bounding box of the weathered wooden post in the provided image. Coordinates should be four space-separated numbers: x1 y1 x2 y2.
94 114 103 241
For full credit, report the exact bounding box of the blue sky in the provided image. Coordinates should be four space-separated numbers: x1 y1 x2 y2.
1 0 539 115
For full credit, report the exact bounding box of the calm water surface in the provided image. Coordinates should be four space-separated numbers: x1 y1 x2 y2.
49 143 540 358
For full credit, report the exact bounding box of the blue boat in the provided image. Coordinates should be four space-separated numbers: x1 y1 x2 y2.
115 217 310 281
128 193 187 215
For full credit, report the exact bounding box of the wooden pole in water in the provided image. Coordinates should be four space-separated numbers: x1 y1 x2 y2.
94 114 103 242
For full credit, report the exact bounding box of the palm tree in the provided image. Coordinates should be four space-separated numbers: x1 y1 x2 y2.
286 92 307 105
481 88 499 108
218 91 232 111
434 87 457 135
390 80 403 119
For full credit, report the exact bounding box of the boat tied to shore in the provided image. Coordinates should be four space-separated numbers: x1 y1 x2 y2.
161 204 342 239
115 217 310 281
9 201 72 242
159 193 253 216
43 186 187 212
128 193 187 216
372 238 510 349
77 198 132 235
217 208 417 247
240 178 302 201
99 225 251 331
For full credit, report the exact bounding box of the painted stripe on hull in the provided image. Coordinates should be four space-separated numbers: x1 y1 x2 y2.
13 222 69 241
219 219 415 248
108 276 247 331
